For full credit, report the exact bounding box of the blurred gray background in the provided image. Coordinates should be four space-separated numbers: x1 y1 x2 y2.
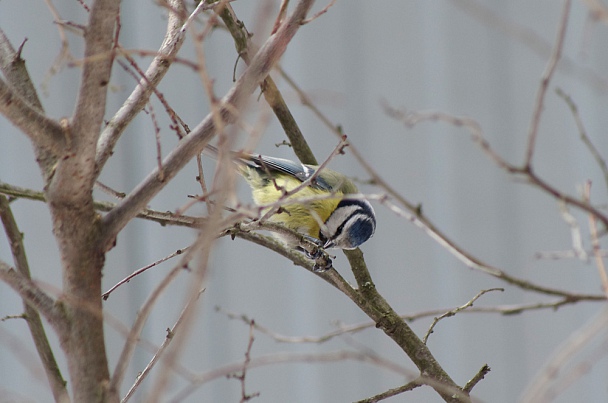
2 1 608 402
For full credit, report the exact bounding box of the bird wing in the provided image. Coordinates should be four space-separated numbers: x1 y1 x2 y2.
248 155 334 191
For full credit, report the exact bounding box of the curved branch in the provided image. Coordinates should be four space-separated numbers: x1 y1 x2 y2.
71 0 119 150
0 78 65 154
0 181 201 228
0 29 43 111
95 0 187 175
0 262 64 327
0 195 69 402
218 4 318 165
524 0 571 167
0 28 63 177
101 0 317 251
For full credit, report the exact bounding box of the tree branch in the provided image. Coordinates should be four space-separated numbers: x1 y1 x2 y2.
100 0 317 251
0 180 201 228
524 0 571 168
95 0 187 175
0 195 69 402
344 249 471 402
355 378 424 403
0 262 63 327
0 30 43 111
0 77 65 154
218 3 318 164
0 28 63 178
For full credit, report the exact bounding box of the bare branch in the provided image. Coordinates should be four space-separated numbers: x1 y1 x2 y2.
220 297 605 348
0 29 62 177
378 196 605 301
557 201 588 261
451 0 608 93
524 0 571 168
108 251 194 397
0 262 63 327
521 307 608 402
0 78 65 154
301 0 337 25
171 350 413 402
121 289 205 403
228 320 260 403
0 180 201 228
343 249 470 403
463 364 491 394
218 3 318 164
0 195 69 402
101 0 317 251
583 182 608 297
423 289 504 344
95 0 187 174
556 88 608 190
71 0 119 158
0 30 43 110
102 247 189 300
355 378 424 403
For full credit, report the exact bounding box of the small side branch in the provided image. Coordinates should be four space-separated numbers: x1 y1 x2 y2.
95 0 188 175
524 0 571 168
355 378 424 403
463 364 491 394
0 78 65 154
0 262 63 328
100 0 317 251
423 288 504 344
0 195 68 401
121 288 205 403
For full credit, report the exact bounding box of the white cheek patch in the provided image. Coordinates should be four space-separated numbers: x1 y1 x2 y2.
323 200 376 249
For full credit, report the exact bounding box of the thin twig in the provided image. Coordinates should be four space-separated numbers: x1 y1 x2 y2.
256 135 348 223
301 0 337 25
557 201 588 261
451 0 608 93
556 87 608 190
0 181 201 228
423 288 504 344
108 244 199 397
524 0 571 168
100 0 317 251
227 320 260 403
521 307 608 402
170 350 412 403
219 295 605 347
378 196 604 300
354 378 424 403
0 195 69 402
95 181 126 199
463 364 491 394
42 0 76 92
583 182 608 297
95 0 187 175
0 262 64 328
102 247 189 300
218 3 318 164
121 288 205 403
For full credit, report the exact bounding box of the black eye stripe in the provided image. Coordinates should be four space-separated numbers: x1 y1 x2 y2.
328 205 375 239
332 213 370 239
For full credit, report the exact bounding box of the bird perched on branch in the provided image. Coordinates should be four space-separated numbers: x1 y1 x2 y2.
205 143 376 270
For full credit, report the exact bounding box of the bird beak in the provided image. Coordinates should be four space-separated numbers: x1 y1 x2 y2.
323 239 335 249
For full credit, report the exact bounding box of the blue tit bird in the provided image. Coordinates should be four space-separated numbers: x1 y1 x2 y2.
205 145 376 254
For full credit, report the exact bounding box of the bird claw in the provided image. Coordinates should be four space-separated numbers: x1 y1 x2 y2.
313 258 333 273
298 236 333 272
